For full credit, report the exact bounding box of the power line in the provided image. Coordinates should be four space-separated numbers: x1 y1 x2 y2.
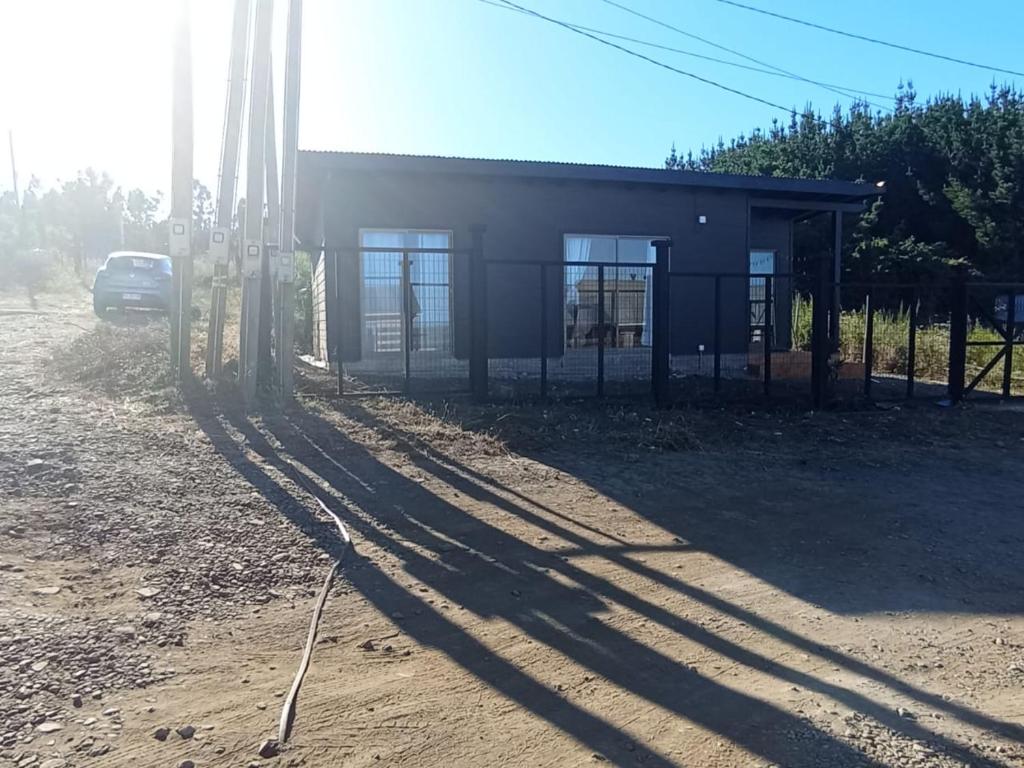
483 0 796 113
712 0 1024 79
477 0 893 102
596 0 889 110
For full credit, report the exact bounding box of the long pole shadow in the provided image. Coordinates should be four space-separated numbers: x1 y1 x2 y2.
306 400 1022 763
188 395 683 767
249 403 892 768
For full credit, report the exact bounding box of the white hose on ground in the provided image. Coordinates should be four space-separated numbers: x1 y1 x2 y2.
276 459 353 745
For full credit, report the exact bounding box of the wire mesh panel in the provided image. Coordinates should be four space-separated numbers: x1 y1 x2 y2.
964 283 1024 398
485 261 549 399
484 259 656 400
341 246 406 394
336 231 470 395
406 249 469 392
832 283 951 402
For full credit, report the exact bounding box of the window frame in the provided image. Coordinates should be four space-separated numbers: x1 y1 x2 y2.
562 233 665 350
356 228 455 355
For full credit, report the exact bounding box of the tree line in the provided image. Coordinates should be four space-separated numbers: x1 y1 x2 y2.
0 170 216 281
668 84 1024 285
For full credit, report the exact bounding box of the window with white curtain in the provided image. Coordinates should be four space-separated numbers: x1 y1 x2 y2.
749 249 776 344
358 229 453 355
563 234 659 350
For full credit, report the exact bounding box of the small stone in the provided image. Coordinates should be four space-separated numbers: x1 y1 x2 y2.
36 722 62 733
258 738 280 758
39 760 66 768
178 762 195 768
176 725 196 739
30 661 49 672
136 587 161 599
255 702 267 711
358 639 376 651
33 587 61 596
26 459 50 474
102 708 119 717
71 694 82 708
154 727 170 741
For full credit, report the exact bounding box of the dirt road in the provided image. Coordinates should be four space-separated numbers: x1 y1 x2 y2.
2 291 1023 768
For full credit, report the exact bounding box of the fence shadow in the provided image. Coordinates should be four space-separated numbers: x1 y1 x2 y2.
323 398 1024 758
185 391 903 768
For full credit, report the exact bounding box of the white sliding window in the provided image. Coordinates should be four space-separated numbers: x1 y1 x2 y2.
564 235 659 350
358 229 453 355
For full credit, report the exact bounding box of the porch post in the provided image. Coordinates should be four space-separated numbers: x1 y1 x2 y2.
811 254 831 409
651 239 672 407
831 209 843 344
947 267 968 404
469 225 488 402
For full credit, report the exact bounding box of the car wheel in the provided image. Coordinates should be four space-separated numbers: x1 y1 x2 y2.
93 295 106 317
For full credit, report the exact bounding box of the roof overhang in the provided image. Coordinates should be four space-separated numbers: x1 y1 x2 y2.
300 150 882 202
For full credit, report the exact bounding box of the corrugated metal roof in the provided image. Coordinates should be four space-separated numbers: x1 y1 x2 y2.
299 150 880 199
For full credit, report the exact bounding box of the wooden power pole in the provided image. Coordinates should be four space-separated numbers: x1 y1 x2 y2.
169 0 194 380
239 0 274 403
205 0 251 380
278 0 303 397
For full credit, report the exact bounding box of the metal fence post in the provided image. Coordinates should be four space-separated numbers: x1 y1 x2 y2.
334 248 344 396
763 275 773 397
906 291 917 399
947 269 968 404
597 265 605 397
401 252 412 394
469 226 488 402
539 264 548 400
863 291 875 400
651 239 672 407
1003 291 1016 398
713 275 721 394
811 255 830 409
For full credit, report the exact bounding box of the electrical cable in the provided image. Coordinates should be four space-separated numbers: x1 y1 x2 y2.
476 0 893 101
712 0 1024 78
487 0 796 113
595 0 889 109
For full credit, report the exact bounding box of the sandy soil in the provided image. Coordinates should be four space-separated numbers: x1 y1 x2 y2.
1 290 1023 768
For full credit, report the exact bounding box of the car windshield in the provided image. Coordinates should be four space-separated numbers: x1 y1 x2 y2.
107 256 171 273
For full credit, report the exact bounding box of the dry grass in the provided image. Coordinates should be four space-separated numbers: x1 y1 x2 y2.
48 320 178 405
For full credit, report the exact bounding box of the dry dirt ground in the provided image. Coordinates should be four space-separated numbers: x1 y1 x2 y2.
2 290 1024 768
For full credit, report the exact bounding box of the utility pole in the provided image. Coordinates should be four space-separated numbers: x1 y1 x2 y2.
240 0 274 403
169 0 194 380
8 130 19 209
259 68 280 385
206 0 251 380
278 0 303 397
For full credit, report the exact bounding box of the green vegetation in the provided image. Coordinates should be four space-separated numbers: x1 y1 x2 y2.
670 85 1024 283
0 171 215 294
791 295 1024 392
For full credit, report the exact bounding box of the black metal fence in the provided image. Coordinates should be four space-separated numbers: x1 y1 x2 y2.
323 242 1024 407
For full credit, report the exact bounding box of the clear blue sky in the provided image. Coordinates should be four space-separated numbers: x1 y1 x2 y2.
302 0 1024 167
3 0 1023 196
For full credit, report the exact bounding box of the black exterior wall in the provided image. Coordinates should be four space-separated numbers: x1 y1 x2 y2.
298 153 873 366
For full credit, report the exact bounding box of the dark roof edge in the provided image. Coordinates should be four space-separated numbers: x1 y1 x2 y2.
300 150 881 199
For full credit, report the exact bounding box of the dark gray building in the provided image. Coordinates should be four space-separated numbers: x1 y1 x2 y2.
296 151 878 390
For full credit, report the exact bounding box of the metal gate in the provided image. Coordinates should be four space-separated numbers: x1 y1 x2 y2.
332 244 473 395
955 281 1024 400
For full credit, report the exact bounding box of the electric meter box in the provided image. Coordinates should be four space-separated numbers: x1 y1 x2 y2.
277 251 295 283
243 239 262 279
169 218 190 259
210 227 230 265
